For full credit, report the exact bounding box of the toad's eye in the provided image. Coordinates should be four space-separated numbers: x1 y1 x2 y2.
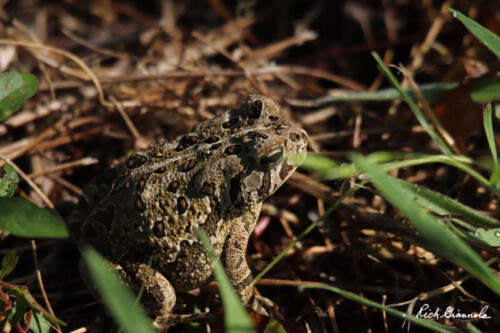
261 146 284 165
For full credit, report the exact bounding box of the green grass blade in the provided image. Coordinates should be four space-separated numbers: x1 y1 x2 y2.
352 153 500 296
308 152 490 187
395 178 500 228
483 104 497 165
196 229 254 333
372 52 453 156
484 103 500 196
0 197 68 238
300 284 461 333
449 8 500 58
82 248 156 333
470 76 500 102
300 154 339 172
466 322 483 333
312 81 459 103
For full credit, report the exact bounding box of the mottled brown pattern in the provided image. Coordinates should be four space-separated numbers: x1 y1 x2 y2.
72 95 308 329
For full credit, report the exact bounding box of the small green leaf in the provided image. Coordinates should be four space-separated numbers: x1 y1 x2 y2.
10 286 66 326
0 72 38 122
29 311 51 333
449 8 500 58
263 318 287 333
0 251 18 280
469 228 500 246
0 164 19 197
82 247 156 333
8 291 29 325
0 197 68 238
196 229 254 333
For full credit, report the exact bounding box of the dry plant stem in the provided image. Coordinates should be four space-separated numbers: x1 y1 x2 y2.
407 0 453 73
109 95 141 139
191 30 267 95
381 294 388 333
402 68 460 155
48 174 83 196
11 19 57 101
29 125 108 154
248 29 317 60
0 154 54 209
281 65 365 92
61 28 136 60
68 328 88 333
0 115 101 160
0 39 112 107
388 0 452 115
368 4 397 91
326 299 340 333
28 157 99 179
31 240 62 333
37 65 365 92
0 117 68 161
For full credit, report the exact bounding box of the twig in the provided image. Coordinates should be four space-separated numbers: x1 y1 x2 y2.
109 95 141 140
0 39 112 107
48 174 84 196
28 157 99 179
61 28 137 60
401 67 460 155
31 240 62 333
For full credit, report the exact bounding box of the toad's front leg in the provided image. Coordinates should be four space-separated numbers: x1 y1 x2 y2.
222 206 261 303
223 204 274 314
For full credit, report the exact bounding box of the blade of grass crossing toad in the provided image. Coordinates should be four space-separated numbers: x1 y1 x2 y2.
196 229 254 333
82 248 156 333
371 52 453 156
449 8 500 58
0 197 68 238
352 153 500 296
299 284 460 333
0 72 38 122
